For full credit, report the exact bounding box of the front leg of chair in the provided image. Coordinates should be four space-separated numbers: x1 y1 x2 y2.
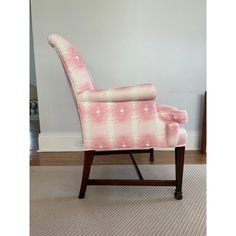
78 151 95 199
174 146 185 200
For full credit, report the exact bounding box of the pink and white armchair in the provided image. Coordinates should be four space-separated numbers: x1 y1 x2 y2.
48 34 188 200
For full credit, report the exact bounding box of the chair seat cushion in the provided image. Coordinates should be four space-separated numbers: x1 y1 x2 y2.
79 101 187 150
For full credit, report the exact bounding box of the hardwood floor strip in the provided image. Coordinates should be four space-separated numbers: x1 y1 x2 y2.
30 151 206 166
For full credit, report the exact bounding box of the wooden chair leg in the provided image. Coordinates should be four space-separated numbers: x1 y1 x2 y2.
78 151 95 199
78 148 185 200
174 146 185 200
150 148 154 162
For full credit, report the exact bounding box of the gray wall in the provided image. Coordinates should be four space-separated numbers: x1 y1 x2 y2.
31 0 206 150
30 3 37 87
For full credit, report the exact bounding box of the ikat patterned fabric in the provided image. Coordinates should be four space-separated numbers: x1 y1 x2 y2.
48 34 188 151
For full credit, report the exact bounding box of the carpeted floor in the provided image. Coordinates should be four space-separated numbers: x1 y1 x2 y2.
30 165 206 236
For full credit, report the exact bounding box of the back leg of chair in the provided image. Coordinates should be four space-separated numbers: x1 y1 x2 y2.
78 151 95 199
150 148 154 162
174 146 185 200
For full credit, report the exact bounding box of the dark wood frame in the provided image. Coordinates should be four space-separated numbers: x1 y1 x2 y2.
201 91 207 154
79 147 185 200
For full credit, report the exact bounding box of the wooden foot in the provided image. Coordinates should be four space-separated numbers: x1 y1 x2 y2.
175 146 185 200
78 151 95 199
174 191 183 200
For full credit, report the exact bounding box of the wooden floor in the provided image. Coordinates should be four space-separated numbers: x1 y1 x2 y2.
30 150 206 166
30 120 206 166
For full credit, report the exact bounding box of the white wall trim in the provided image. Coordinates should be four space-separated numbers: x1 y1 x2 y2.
38 133 83 152
185 130 201 151
38 130 200 152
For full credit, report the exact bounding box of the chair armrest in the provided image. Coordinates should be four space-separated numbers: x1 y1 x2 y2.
157 105 188 124
78 84 156 102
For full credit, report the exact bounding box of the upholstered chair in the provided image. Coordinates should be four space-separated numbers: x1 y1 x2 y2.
48 34 188 200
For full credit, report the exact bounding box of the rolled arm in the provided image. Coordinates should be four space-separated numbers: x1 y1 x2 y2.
78 84 156 102
157 104 188 124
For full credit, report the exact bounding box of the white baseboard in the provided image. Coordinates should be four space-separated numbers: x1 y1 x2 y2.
38 133 83 152
186 130 201 151
38 131 200 152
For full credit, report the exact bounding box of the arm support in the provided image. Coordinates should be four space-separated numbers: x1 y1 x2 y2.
78 84 156 102
157 105 188 124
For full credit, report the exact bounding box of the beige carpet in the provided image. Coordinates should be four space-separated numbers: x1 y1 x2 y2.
30 165 206 236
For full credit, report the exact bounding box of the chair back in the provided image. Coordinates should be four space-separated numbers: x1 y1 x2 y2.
48 34 95 95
